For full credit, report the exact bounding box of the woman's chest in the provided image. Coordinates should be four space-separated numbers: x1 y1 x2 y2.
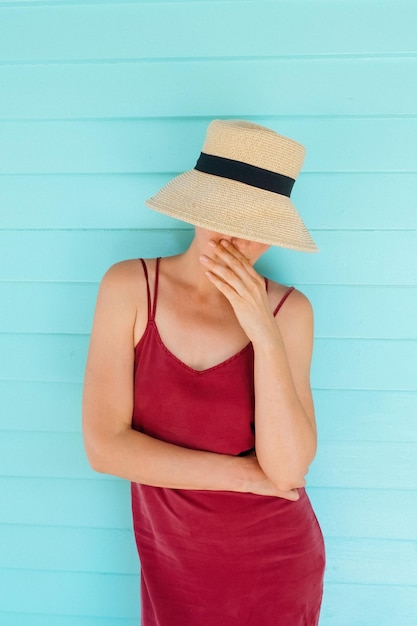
132 328 256 455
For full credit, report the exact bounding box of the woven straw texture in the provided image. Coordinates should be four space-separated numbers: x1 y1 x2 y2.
145 120 318 252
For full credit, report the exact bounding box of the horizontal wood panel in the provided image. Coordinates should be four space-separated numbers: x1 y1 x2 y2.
0 381 83 432
1 382 416 443
0 282 98 336
0 332 416 389
0 431 97 479
2 118 417 174
309 487 417 541
1 58 417 119
0 334 90 383
0 477 132 528
2 526 416 587
0 230 195 282
0 614 138 626
305 285 417 339
0 230 415 286
299 172 417 230
308 441 417 488
1 173 416 230
325 537 417 586
0 174 177 230
0 1 415 60
320 583 417 626
259 232 416 286
0 569 139 618
313 389 417 442
312 338 417 391
0 430 415 488
0 524 139 574
2 282 416 339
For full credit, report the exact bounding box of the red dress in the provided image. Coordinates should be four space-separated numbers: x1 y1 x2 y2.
131 258 325 626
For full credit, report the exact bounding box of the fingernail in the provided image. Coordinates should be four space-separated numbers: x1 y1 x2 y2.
208 240 217 248
199 254 209 262
221 239 229 247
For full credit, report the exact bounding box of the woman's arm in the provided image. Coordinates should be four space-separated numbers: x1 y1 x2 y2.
252 289 317 490
82 261 299 500
200 241 317 491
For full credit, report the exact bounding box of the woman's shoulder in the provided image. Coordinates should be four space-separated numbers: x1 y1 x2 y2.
101 257 157 284
266 279 314 346
97 258 158 304
266 279 312 314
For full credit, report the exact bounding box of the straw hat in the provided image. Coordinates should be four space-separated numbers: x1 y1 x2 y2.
145 119 318 252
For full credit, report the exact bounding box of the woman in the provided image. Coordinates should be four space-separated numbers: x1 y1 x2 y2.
82 119 325 625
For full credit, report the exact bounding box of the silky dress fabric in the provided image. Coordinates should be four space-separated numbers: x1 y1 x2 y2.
131 258 325 626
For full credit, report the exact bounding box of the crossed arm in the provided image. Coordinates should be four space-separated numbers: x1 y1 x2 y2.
82 245 317 500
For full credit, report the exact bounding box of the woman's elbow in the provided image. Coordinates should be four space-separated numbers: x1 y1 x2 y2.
272 473 307 493
82 422 133 476
83 438 106 473
260 455 313 492
82 428 113 474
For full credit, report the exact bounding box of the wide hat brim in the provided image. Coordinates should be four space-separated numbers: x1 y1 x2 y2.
145 169 318 253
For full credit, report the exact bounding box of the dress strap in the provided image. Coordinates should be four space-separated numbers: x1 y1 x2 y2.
151 257 161 320
139 259 152 321
139 258 161 321
273 286 295 317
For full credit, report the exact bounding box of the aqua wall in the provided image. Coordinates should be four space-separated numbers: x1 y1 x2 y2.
1 1 416 624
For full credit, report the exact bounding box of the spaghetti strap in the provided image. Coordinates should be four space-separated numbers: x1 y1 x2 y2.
151 257 161 320
139 258 151 321
273 286 295 317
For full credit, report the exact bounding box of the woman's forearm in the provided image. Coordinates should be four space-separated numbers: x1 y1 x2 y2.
89 427 239 489
253 326 317 491
86 426 299 499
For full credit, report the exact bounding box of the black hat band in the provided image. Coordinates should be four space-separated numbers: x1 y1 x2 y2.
194 152 295 197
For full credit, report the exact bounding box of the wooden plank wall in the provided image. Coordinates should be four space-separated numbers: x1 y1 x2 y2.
0 1 416 624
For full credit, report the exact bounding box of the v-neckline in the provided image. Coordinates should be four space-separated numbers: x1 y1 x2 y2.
139 320 253 375
136 257 293 375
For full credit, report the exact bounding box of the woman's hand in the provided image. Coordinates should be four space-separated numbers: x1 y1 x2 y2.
199 240 277 343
